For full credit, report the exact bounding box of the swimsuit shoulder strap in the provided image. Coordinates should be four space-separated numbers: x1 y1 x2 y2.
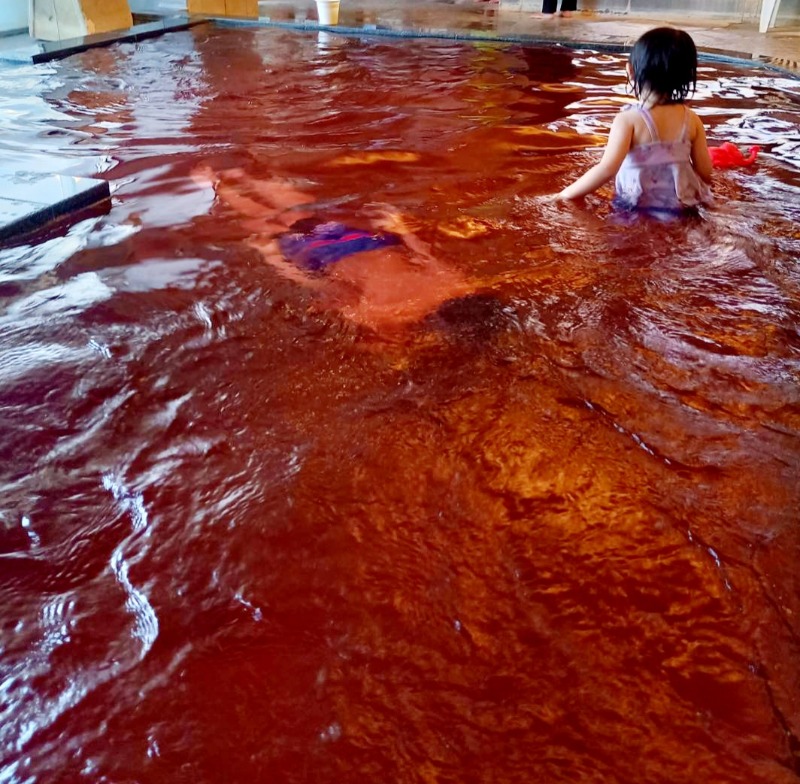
636 104 659 142
680 106 690 142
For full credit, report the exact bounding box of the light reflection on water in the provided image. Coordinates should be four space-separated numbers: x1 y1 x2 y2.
0 27 799 784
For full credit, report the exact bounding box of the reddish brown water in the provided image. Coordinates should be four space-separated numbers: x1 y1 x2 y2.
1 26 799 784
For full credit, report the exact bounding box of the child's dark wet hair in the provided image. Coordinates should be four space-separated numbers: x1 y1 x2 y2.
629 27 698 104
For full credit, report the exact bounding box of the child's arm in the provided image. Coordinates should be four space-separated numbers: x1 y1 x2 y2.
247 237 324 290
367 204 437 264
553 112 634 201
689 113 713 183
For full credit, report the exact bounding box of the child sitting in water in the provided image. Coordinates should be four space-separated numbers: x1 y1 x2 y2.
552 27 713 212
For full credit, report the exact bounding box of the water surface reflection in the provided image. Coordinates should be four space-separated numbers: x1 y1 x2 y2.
0 27 798 784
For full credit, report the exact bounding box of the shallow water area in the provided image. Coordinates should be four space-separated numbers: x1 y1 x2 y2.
1 26 799 784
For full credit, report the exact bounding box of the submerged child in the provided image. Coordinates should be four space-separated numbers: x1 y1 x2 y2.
193 167 480 334
552 27 713 213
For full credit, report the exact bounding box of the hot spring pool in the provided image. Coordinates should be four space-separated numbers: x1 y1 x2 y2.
1 24 799 784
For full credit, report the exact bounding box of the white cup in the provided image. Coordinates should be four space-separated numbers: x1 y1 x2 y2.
316 0 340 24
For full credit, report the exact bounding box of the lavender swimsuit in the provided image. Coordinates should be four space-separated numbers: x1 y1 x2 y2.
614 104 711 213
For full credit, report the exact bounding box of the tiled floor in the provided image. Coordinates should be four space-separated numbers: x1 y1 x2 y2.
252 0 800 71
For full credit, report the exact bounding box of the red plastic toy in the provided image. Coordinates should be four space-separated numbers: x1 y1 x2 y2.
709 142 760 169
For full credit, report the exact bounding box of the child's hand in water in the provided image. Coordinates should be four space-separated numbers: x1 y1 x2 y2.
365 203 436 265
365 203 411 235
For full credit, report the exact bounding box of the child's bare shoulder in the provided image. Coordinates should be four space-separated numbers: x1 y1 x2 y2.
612 106 638 129
684 105 706 137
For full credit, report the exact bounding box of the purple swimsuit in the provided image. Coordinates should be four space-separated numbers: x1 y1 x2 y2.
277 219 402 272
614 104 711 212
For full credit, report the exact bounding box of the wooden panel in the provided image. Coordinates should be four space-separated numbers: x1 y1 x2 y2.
187 0 258 17
31 0 62 39
80 0 132 34
31 0 84 40
187 0 227 13
225 0 258 17
57 0 87 37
